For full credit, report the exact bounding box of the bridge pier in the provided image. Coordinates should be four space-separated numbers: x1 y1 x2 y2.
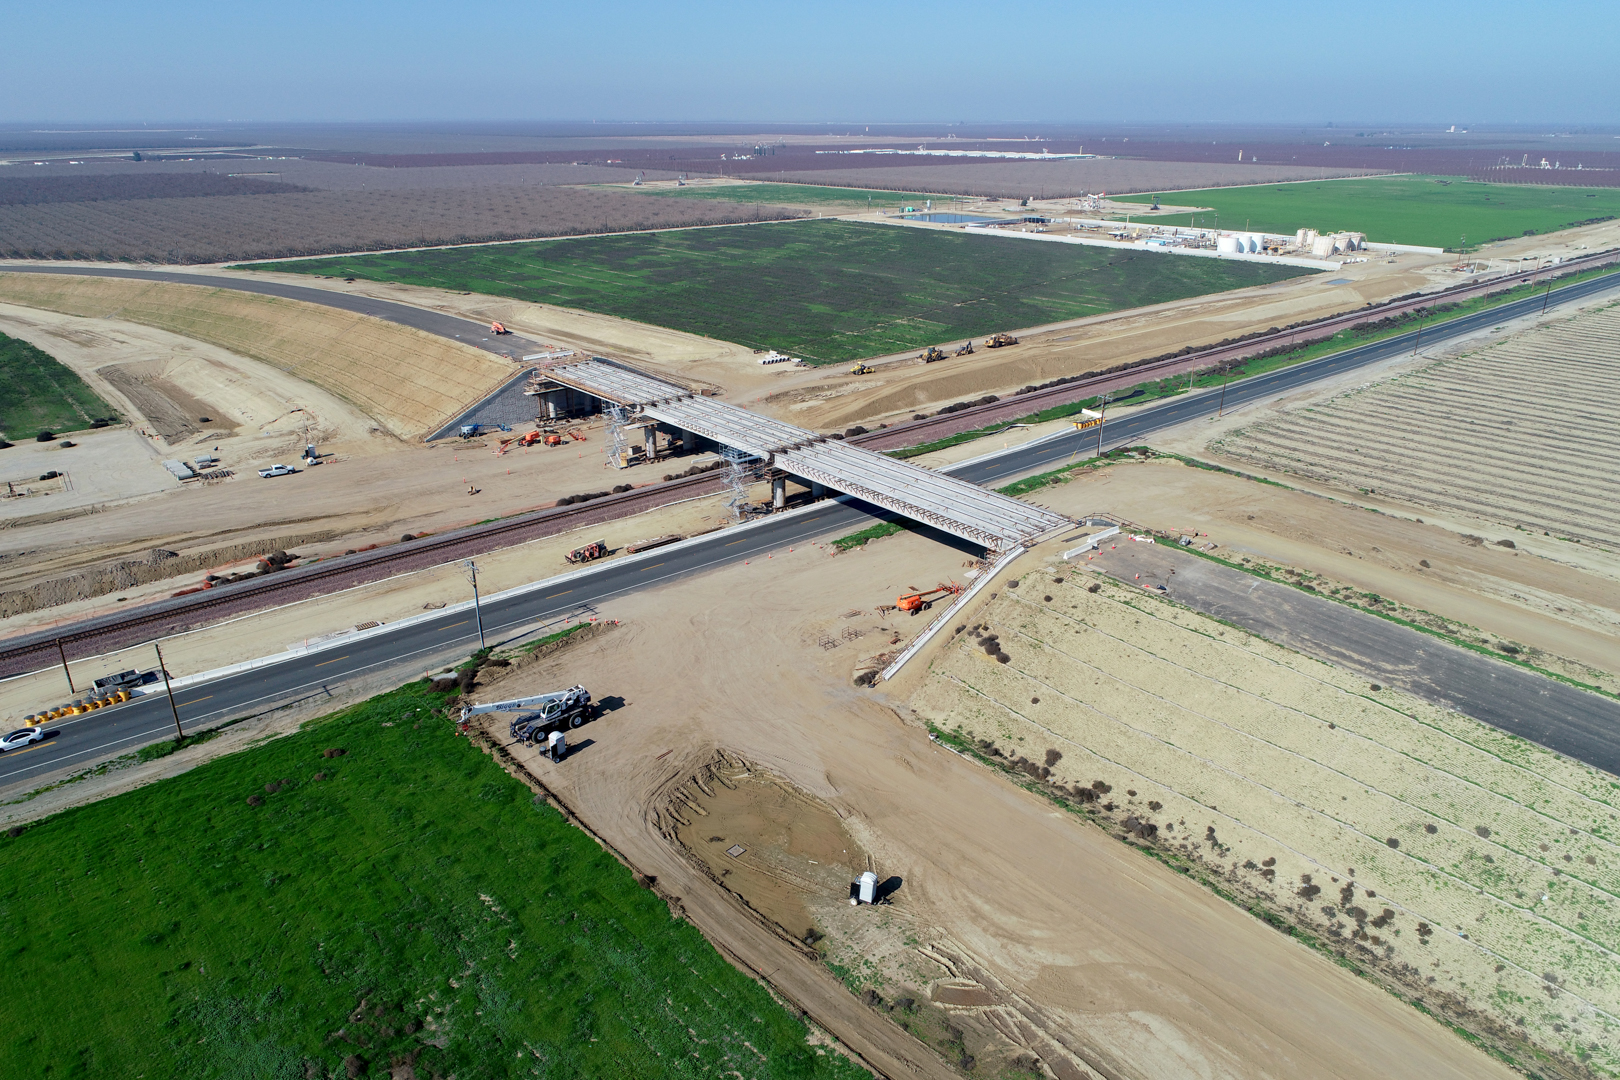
771 475 787 509
811 481 826 500
682 429 697 455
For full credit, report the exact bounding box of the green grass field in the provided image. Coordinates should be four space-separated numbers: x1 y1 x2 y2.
248 221 1312 363
1115 176 1620 251
0 332 116 440
0 681 864 1080
644 182 945 211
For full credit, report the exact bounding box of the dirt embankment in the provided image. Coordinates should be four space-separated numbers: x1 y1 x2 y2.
0 274 513 438
0 532 337 619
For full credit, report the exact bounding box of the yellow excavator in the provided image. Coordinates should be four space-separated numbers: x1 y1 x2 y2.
955 340 975 356
850 363 874 375
918 346 947 363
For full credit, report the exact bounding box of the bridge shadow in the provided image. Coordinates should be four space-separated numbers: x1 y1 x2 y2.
837 503 989 560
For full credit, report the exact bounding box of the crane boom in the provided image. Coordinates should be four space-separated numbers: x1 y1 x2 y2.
459 684 591 723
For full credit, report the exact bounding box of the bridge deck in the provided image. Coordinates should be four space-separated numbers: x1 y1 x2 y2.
540 360 1069 550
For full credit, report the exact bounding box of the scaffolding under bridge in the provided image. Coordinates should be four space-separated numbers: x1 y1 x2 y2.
532 359 1070 551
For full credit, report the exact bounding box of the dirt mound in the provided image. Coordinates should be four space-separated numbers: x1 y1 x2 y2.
0 531 337 617
0 275 512 438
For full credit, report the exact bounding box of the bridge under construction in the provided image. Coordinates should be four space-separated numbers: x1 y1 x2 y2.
529 359 1069 553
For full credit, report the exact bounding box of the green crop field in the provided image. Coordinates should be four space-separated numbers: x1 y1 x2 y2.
1115 176 1620 251
0 681 864 1080
249 221 1312 364
0 331 116 440
644 182 946 210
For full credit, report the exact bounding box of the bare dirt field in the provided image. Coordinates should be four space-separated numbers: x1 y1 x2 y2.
0 410 720 633
1211 299 1620 551
0 300 392 456
467 529 1515 1080
0 273 512 438
911 570 1619 1076
1011 449 1620 691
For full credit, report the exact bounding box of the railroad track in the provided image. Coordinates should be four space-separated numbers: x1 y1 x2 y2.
852 248 1620 453
6 250 1614 676
0 470 728 676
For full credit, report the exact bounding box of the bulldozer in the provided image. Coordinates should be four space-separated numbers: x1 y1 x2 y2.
849 363 874 375
918 345 947 363
985 332 1018 348
896 582 963 616
955 340 975 356
565 540 607 564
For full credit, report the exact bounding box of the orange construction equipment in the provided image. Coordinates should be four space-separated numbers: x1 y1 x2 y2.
895 582 963 616
566 540 607 564
491 322 511 335
543 434 565 447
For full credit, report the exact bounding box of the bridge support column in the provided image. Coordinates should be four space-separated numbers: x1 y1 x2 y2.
810 482 826 500
771 475 787 509
682 429 697 455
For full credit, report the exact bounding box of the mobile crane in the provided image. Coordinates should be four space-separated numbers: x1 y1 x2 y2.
459 685 594 762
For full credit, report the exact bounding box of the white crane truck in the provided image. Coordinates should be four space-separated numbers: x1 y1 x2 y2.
459 685 593 762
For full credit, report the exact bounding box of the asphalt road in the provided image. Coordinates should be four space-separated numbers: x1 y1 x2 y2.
4 264 1618 791
0 501 880 788
1093 544 1620 776
949 265 1620 487
0 264 552 361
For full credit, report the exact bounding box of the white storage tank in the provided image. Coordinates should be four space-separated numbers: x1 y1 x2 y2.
1311 235 1338 258
858 871 878 905
1216 235 1243 254
1246 234 1261 252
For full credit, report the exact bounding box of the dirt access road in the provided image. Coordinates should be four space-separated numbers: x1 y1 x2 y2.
481 529 1511 1080
1088 540 1620 774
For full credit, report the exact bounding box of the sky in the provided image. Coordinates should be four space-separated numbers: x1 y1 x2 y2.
4 0 1614 125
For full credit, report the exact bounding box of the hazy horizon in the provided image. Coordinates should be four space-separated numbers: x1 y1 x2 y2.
5 1 1612 126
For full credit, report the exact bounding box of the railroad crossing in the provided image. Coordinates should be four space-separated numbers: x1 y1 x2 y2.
530 359 1070 552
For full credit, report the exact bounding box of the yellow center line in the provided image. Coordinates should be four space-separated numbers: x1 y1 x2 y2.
546 590 573 598
637 563 664 571
314 655 350 668
178 695 213 707
444 620 469 628
725 538 749 546
2 744 42 756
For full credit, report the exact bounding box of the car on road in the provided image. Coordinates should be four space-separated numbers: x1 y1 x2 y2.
257 464 297 478
0 726 44 752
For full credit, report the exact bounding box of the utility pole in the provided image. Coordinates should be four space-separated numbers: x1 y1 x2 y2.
1095 393 1111 458
465 560 487 650
1218 366 1231 417
56 638 75 694
1413 310 1426 357
1542 270 1555 315
154 642 183 742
